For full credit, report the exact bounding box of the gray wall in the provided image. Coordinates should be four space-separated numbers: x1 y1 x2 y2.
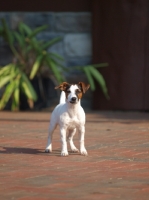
0 12 92 68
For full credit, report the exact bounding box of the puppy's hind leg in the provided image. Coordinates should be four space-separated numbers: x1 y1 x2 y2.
45 121 57 153
67 129 79 153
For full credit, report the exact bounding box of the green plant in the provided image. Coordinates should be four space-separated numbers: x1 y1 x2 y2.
0 19 65 110
0 19 109 111
71 63 109 99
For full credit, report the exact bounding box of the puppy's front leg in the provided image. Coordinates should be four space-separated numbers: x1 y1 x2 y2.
45 123 56 153
78 126 88 156
60 127 68 156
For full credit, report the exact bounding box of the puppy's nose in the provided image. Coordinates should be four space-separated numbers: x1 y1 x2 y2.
71 97 77 102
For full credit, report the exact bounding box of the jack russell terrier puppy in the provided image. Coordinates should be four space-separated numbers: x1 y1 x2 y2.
45 82 90 156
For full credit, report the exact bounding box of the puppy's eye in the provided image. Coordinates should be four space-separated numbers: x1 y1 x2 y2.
76 89 81 93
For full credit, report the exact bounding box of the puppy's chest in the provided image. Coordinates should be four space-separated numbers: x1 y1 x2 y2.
68 117 80 129
60 113 84 128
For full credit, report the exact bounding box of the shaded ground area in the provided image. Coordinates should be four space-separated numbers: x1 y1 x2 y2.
0 111 149 200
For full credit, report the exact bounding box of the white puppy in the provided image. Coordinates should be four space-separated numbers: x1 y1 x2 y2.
45 82 90 156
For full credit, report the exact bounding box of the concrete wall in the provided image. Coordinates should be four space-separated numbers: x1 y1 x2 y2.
0 12 92 68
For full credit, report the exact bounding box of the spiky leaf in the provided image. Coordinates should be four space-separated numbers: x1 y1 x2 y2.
88 66 109 99
0 64 13 76
41 37 62 50
30 55 43 79
92 63 109 68
21 73 37 101
19 22 32 35
49 52 64 61
0 81 16 110
11 79 20 111
1 18 14 46
83 67 95 91
28 25 48 38
27 38 42 54
13 31 25 49
46 57 64 83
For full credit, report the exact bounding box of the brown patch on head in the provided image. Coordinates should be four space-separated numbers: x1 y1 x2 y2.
55 82 70 91
55 82 71 99
65 87 71 99
75 88 83 100
78 82 90 94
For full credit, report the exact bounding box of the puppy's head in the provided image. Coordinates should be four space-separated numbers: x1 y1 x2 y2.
55 82 90 104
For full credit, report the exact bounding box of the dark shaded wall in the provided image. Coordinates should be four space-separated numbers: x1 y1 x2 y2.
0 0 91 12
92 0 149 110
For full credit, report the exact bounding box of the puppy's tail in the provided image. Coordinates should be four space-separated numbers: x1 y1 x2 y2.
59 91 66 104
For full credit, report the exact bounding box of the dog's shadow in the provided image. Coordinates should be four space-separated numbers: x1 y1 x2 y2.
0 146 60 156
0 147 79 156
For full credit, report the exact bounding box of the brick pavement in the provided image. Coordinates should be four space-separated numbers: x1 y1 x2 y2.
0 111 149 200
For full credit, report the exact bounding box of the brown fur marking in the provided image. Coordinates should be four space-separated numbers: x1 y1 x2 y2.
76 89 83 100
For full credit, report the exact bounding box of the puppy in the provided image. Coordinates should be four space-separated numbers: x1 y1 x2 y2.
45 82 90 156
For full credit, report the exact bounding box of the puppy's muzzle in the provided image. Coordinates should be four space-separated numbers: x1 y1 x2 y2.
70 97 77 104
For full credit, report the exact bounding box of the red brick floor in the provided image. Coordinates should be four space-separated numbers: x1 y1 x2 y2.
0 111 149 200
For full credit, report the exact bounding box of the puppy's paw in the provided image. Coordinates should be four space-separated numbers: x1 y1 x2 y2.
80 148 88 156
45 147 52 153
71 147 79 153
61 151 69 156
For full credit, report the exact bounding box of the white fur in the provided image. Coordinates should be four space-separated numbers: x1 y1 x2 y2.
45 84 88 156
59 91 66 104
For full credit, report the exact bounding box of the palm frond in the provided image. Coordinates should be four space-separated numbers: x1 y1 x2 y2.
30 55 44 79
83 67 95 91
28 25 48 38
0 81 16 110
46 57 64 83
88 66 109 99
41 37 62 50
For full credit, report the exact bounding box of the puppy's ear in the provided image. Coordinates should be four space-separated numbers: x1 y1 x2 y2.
78 82 90 94
55 82 70 91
